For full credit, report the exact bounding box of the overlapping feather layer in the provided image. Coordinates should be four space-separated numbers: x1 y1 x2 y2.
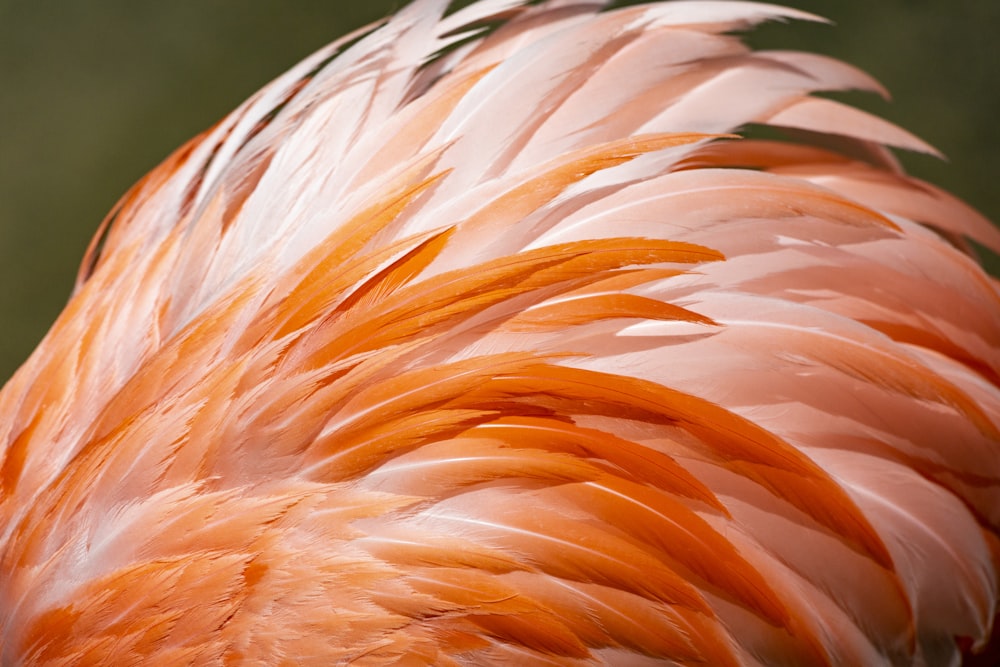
0 1 997 664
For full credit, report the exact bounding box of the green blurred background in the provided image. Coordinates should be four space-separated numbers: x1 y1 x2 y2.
1 0 997 384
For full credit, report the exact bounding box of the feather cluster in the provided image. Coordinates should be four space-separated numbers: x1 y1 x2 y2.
0 0 998 664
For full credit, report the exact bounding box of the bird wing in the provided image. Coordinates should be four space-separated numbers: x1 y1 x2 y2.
1 1 997 664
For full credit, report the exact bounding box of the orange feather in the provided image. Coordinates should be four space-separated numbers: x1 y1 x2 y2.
1 0 998 665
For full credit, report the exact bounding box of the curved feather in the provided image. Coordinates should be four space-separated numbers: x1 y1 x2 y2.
1 0 998 665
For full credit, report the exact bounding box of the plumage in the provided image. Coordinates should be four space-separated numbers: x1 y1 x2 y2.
1 0 998 665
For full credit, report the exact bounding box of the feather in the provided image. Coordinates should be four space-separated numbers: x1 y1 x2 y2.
1 0 998 664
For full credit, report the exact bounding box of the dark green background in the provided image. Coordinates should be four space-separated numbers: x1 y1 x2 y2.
1 1 997 383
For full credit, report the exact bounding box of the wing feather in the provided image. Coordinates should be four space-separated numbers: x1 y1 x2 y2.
1 0 997 664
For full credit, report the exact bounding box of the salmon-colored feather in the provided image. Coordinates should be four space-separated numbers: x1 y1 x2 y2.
1 0 999 665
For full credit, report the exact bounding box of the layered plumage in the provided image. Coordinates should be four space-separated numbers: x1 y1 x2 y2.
1 0 998 664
